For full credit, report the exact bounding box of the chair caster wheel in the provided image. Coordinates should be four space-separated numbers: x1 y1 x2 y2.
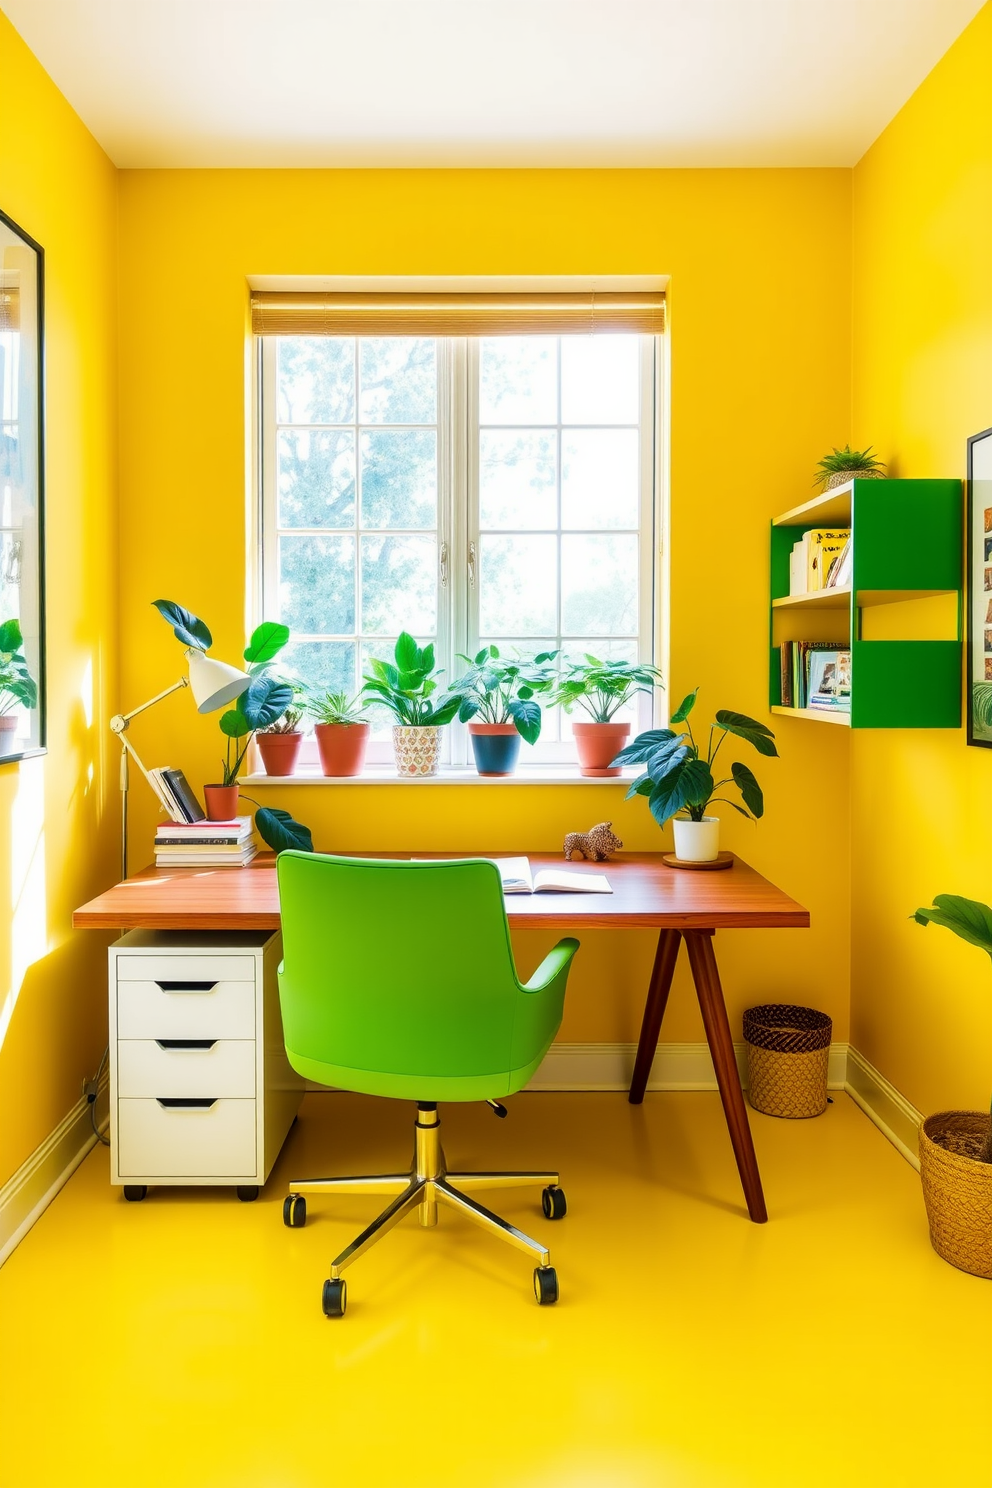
542 1185 566 1220
123 1185 147 1202
322 1278 347 1317
236 1185 259 1202
533 1266 559 1305
283 1194 307 1228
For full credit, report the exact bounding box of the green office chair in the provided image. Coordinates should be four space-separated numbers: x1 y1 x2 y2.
275 852 579 1317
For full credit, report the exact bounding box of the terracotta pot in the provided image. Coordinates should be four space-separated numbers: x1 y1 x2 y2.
314 722 370 778
469 722 521 777
203 783 240 822
918 1111 992 1279
392 725 441 778
256 731 303 776
572 721 630 778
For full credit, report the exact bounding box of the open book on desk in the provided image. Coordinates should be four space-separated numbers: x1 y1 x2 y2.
491 856 612 895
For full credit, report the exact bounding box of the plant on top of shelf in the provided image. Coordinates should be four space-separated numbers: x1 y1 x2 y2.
813 445 887 491
548 655 663 777
611 688 778 863
362 632 461 777
451 645 558 776
305 689 371 778
0 619 38 733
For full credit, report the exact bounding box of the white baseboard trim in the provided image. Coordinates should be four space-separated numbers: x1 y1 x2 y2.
844 1045 922 1170
526 1040 850 1092
0 1073 109 1268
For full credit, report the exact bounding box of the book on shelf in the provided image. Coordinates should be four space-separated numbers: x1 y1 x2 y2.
779 640 845 709
161 769 205 823
808 649 851 707
788 529 851 596
824 536 852 589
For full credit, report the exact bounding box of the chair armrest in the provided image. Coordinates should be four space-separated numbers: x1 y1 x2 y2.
522 938 580 993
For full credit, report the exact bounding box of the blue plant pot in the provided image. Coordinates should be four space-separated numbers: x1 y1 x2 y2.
469 726 522 776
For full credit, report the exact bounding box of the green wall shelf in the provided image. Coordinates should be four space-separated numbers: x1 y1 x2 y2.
769 478 963 728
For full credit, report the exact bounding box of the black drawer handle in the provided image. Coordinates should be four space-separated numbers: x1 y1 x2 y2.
156 1098 217 1109
155 1039 217 1050
155 981 217 993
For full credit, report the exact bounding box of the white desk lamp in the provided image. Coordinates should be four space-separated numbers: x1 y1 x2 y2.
110 648 251 878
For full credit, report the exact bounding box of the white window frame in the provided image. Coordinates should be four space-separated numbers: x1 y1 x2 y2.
253 331 666 775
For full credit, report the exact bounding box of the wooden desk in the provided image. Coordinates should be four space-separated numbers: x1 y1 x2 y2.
74 851 809 1223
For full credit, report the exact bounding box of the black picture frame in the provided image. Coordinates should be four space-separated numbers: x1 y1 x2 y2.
0 206 45 763
966 426 992 747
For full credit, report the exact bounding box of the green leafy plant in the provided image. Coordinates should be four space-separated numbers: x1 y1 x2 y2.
913 894 992 1164
258 680 306 734
548 655 663 723
305 689 369 726
0 619 37 716
152 599 213 651
813 445 886 490
253 805 314 855
362 632 461 727
612 689 778 826
450 646 558 745
218 674 294 785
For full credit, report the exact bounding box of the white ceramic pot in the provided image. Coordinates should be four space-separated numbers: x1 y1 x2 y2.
392 724 442 778
672 816 720 862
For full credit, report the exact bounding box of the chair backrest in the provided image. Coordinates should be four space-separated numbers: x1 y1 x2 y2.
276 853 528 1082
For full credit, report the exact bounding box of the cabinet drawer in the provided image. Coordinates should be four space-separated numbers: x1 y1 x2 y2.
117 1040 256 1099
117 980 256 1039
117 1098 256 1178
116 955 256 984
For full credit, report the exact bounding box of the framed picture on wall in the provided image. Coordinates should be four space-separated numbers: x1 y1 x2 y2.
0 207 45 762
967 425 992 746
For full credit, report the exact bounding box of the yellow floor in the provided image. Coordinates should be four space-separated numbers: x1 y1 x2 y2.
0 1092 989 1488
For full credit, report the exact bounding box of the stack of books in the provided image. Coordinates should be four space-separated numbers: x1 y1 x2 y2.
788 528 851 595
780 640 851 710
154 815 256 868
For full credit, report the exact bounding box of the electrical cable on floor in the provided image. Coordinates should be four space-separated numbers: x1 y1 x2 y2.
85 1046 110 1146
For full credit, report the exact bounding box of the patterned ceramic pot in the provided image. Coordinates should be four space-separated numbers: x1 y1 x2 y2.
392 725 442 777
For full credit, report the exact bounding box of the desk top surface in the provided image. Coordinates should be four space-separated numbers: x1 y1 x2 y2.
72 852 809 933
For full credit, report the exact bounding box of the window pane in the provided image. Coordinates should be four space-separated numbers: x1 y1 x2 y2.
479 431 557 530
561 534 638 635
560 335 639 425
279 534 355 633
480 338 557 425
359 339 436 424
360 535 437 634
278 429 356 528
280 639 356 696
479 535 558 635
276 337 355 425
360 429 437 529
561 429 639 530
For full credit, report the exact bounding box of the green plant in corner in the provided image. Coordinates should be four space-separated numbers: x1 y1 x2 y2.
611 688 778 826
451 646 558 744
362 632 461 726
813 444 886 490
0 619 38 716
547 655 662 723
913 894 992 1164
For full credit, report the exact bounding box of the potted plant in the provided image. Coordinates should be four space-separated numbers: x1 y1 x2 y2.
611 689 777 861
256 684 306 776
548 655 663 777
305 690 371 777
451 646 557 776
362 632 460 777
912 894 992 1278
0 619 37 742
814 444 886 491
206 673 294 818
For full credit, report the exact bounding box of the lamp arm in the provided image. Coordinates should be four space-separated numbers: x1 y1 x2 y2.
110 675 189 731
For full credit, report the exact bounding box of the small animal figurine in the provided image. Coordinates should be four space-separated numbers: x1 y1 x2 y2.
563 821 623 862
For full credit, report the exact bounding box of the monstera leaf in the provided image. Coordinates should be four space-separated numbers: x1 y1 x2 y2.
254 807 313 854
152 599 213 652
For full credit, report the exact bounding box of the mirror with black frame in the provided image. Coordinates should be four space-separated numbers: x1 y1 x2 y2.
0 208 44 762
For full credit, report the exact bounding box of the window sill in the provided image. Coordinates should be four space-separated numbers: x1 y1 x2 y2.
242 767 637 787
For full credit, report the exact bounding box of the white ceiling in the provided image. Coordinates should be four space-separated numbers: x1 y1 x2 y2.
1 0 984 169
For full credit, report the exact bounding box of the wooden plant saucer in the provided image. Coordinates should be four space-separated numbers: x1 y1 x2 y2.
661 851 734 871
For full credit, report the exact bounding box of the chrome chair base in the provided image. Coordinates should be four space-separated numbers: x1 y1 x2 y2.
287 1103 563 1293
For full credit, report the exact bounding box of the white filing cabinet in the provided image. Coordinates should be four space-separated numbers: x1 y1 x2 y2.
109 930 304 1201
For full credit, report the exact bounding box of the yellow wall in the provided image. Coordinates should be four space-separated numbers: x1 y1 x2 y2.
117 166 852 1044
850 2 992 1114
0 14 119 1182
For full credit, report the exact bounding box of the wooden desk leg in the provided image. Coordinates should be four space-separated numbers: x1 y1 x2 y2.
683 929 768 1224
628 929 682 1105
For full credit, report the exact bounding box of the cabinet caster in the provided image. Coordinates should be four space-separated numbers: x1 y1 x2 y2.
533 1266 559 1305
322 1278 347 1317
122 1185 147 1202
236 1185 259 1202
283 1194 306 1228
541 1185 567 1220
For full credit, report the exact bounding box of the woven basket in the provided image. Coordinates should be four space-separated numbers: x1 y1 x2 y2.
822 468 883 490
918 1111 992 1279
744 1004 832 1119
